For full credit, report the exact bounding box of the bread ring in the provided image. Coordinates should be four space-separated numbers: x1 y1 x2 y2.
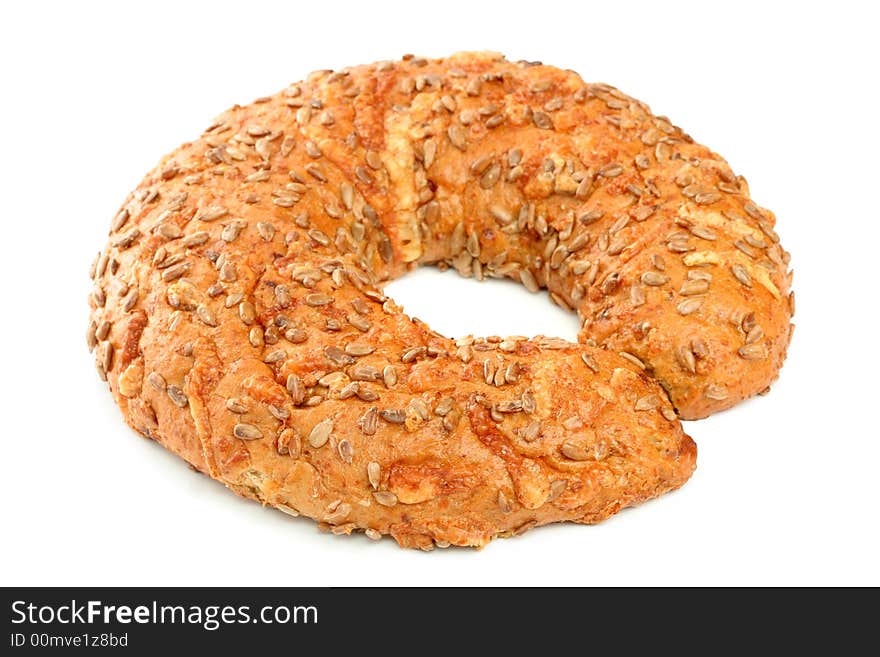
87 51 789 548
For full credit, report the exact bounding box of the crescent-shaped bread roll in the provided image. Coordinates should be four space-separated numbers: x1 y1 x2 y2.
87 51 789 547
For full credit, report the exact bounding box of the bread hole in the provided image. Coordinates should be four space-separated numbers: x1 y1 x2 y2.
383 266 580 342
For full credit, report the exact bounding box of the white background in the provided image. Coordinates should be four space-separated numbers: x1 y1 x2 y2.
1 0 877 586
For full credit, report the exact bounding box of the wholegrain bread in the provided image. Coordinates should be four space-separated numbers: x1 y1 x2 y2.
88 52 792 548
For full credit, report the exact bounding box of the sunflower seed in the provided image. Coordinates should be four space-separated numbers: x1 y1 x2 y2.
280 327 306 345
578 209 604 225
357 386 379 402
338 382 359 400
323 204 342 219
641 271 668 286
97 342 113 376
308 228 330 245
359 407 379 435
459 109 477 126
630 284 646 307
667 239 692 253
337 439 354 464
245 326 262 347
731 264 752 287
633 153 652 170
676 346 697 374
272 196 298 208
548 480 567 501
304 163 327 182
519 269 539 292
521 390 537 414
234 423 263 440
277 504 300 517
167 385 188 407
275 427 301 458
680 279 709 296
532 111 553 129
266 404 290 421
401 346 426 363
354 165 374 184
518 420 541 442
86 322 98 351
466 231 481 258
161 263 189 282
704 384 729 400
423 138 437 169
365 150 382 170
226 398 248 414
580 353 600 372
695 191 721 205
182 231 209 247
348 313 371 332
308 418 333 448
409 398 430 420
480 162 501 188
349 365 379 382
690 225 717 240
278 134 295 155
447 125 467 150
158 222 182 240
95 320 111 341
601 272 621 295
324 502 351 524
470 153 494 176
634 395 660 411
305 293 332 306
676 298 704 315
147 372 166 392
325 346 354 367
497 490 512 513
550 245 569 269
619 352 646 369
344 342 375 357
196 304 217 327
295 105 312 124
220 260 239 282
383 365 397 388
197 206 228 222
111 208 130 231
561 441 591 461
434 397 455 416
745 325 764 344
367 461 381 489
738 344 766 360
373 491 398 507
599 163 623 177
735 239 758 258
380 409 405 424
264 349 286 364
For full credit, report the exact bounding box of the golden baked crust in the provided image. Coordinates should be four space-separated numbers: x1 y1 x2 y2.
87 51 789 548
